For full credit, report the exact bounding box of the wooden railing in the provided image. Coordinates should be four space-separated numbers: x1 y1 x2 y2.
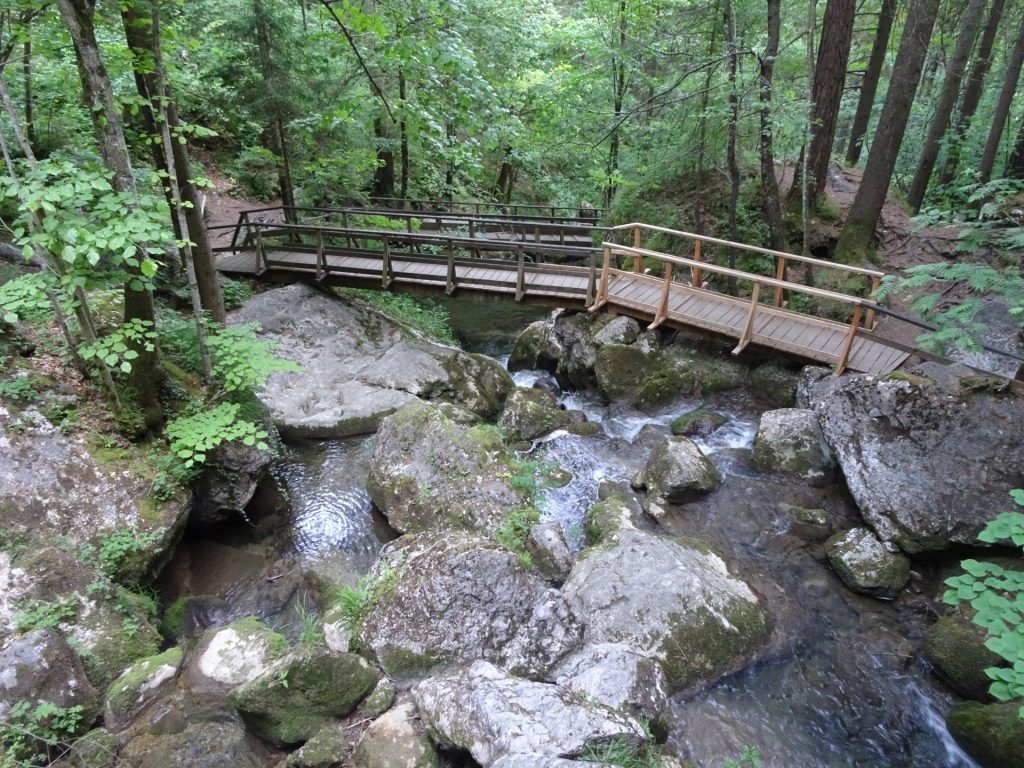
367 196 607 220
610 222 885 331
594 241 874 375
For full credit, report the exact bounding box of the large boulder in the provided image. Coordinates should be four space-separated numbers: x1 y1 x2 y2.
749 408 835 485
104 647 183 732
552 642 669 720
116 719 271 768
634 437 721 520
190 441 272 529
924 614 1003 701
413 661 648 766
356 533 583 681
366 401 525 535
947 701 1024 768
824 527 910 599
353 702 439 768
525 521 574 583
799 369 1024 552
230 284 512 439
562 528 770 691
499 388 574 443
229 645 380 745
0 628 99 733
185 617 289 694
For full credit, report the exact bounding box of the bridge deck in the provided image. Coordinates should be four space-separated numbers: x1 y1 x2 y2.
217 246 908 375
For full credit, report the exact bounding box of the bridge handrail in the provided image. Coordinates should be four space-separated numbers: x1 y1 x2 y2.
367 196 607 218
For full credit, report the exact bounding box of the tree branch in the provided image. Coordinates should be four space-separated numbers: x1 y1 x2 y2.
317 0 395 123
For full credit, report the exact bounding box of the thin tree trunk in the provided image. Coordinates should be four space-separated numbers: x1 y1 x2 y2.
22 39 35 152
978 14 1024 183
496 144 515 203
372 115 396 198
724 0 740 249
694 2 719 232
801 0 816 261
606 0 627 209
835 0 941 263
938 0 1006 185
846 0 897 164
57 0 164 428
907 0 988 212
1007 119 1024 178
399 71 409 201
254 0 297 222
805 0 857 201
760 0 786 251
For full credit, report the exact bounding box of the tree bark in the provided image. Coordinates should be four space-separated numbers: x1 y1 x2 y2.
724 0 740 251
254 0 297 221
846 0 897 164
606 0 627 209
372 115 396 198
907 0 988 212
835 0 941 263
57 0 164 428
937 0 1006 185
694 2 719 231
1007 119 1024 178
22 39 35 152
978 14 1024 183
759 0 786 251
805 0 857 201
399 71 409 201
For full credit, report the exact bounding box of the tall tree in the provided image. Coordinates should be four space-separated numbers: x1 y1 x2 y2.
723 0 740 249
834 0 941 263
937 0 1007 185
56 0 164 427
1007 119 1024 178
759 0 786 251
845 0 897 164
906 0 988 212
978 13 1024 182
606 0 628 208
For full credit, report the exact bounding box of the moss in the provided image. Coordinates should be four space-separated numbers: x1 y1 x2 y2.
595 344 657 400
105 646 183 720
670 409 727 437
231 616 290 657
585 496 632 545
885 371 935 388
568 421 602 437
947 701 1024 768
924 614 1002 701
160 597 190 641
378 646 443 679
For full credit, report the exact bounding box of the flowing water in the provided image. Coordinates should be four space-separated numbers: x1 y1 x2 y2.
163 299 978 767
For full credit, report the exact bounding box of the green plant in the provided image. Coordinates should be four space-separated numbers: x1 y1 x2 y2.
494 507 540 568
165 402 269 468
13 599 77 633
95 527 164 582
581 735 666 767
219 278 254 310
78 318 156 375
295 599 322 646
338 288 458 345
332 555 407 635
723 745 762 767
943 490 1024 719
0 377 39 403
0 701 85 768
206 323 300 393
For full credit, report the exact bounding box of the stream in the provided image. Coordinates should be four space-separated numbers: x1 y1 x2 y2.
163 298 978 768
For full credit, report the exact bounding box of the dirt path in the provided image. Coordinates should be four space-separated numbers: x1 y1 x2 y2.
193 149 283 249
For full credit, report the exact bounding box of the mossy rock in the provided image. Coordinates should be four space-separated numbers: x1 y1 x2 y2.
750 362 799 407
595 344 659 401
670 408 727 437
568 421 602 437
498 388 573 442
159 595 231 642
104 646 183 731
924 614 1003 701
947 701 1024 768
584 496 635 545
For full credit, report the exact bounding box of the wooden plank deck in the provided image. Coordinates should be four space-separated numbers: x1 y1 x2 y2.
218 246 909 376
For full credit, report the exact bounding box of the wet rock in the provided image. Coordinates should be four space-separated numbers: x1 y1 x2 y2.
924 614 1002 701
749 362 799 407
635 437 721 519
104 647 182 732
229 645 380 745
499 388 574 443
799 368 1024 552
0 628 99 734
285 723 348 768
749 408 834 485
117 719 270 768
552 642 669 720
186 617 289 695
159 595 231 642
357 533 583 682
562 528 770 691
191 441 272 529
825 527 910 599
584 496 637 545
353 702 439 768
367 401 525 535
508 318 564 374
413 660 647 766
781 504 832 540
670 408 727 438
525 521 574 582
592 316 640 347
230 284 512 439
531 373 561 396
58 727 119 767
947 701 1024 768
357 678 397 718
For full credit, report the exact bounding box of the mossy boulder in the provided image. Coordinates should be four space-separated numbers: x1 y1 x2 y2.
499 388 574 443
229 645 380 746
947 701 1024 768
367 401 525 535
285 723 349 768
670 408 727 438
508 319 564 374
104 647 183 732
594 344 659 401
525 521 574 582
749 408 835 485
186 616 289 694
825 527 910 599
924 614 1003 701
159 595 230 642
116 719 271 768
635 437 721 520
353 702 440 768
750 362 799 407
584 496 636 545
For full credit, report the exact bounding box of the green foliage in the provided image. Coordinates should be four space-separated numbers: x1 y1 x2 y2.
206 323 300 392
0 272 54 324
723 745 763 768
95 527 164 582
165 401 269 468
13 599 77 633
338 289 458 345
226 145 281 200
295 599 322 646
494 507 539 568
0 377 40 403
79 318 156 374
943 491 1024 719
331 555 406 637
581 736 666 768
219 278 254 310
0 701 85 768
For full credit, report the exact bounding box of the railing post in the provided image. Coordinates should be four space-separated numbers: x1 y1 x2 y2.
382 236 391 289
692 239 703 287
315 229 325 281
446 239 456 295
773 256 786 307
648 262 674 330
589 244 612 312
835 304 863 376
232 211 249 250
342 211 353 249
586 251 597 307
732 283 761 355
516 247 525 301
865 275 881 329
254 224 267 275
534 225 541 244
632 226 642 273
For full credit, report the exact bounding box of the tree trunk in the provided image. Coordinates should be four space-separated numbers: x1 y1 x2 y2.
694 2 719 232
835 0 941 263
937 0 1006 185
372 115 396 198
1007 120 1024 178
759 0 786 251
724 0 740 253
399 71 409 201
22 39 35 152
907 0 988 212
846 0 896 164
254 0 297 221
805 0 857 201
978 14 1024 183
496 145 515 203
57 0 164 428
606 0 627 209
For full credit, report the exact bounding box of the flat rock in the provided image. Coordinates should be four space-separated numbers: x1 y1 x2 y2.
749 408 834 485
825 527 910 599
353 702 439 768
552 642 669 720
186 617 289 694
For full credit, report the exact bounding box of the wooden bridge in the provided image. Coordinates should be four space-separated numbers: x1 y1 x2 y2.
213 203 911 376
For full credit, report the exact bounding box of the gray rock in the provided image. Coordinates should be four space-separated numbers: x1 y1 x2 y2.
0 628 99 733
185 617 288 695
499 388 574 443
286 723 348 768
924 614 1002 701
366 401 525 535
584 496 637 546
507 318 564 374
357 677 397 718
592 316 640 347
230 284 512 439
357 533 583 681
353 702 439 768
636 437 721 520
191 441 272 528
552 642 669 720
117 719 270 768
825 527 910 599
413 661 647 766
799 369 1024 552
490 757 607 768
525 521 574 582
104 647 182 732
562 528 771 690
749 408 835 485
